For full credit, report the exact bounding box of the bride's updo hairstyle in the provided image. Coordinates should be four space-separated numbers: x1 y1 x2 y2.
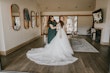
59 16 64 28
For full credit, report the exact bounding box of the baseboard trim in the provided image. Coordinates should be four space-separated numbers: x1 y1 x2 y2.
0 36 40 56
100 42 109 45
0 51 6 56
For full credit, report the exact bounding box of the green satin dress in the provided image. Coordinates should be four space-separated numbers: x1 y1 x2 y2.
48 21 57 43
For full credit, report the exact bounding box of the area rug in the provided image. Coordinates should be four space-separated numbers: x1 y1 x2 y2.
70 38 99 53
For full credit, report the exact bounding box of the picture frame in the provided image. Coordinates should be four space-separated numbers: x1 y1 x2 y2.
92 9 103 23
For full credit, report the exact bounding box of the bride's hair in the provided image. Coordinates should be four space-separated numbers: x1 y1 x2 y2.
59 20 64 28
59 16 64 28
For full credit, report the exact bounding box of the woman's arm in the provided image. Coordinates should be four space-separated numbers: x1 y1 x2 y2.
49 24 56 29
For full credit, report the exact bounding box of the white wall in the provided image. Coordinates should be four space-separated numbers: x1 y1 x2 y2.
78 16 93 35
0 0 41 52
94 0 110 44
107 0 110 45
0 2 6 52
95 0 108 22
42 11 92 16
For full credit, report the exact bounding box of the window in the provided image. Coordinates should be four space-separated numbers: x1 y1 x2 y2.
66 16 78 34
41 16 78 35
54 16 59 23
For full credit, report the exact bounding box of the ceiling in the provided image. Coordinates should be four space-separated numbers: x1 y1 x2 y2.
36 0 96 12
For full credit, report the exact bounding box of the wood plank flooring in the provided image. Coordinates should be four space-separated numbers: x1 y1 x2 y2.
1 36 109 73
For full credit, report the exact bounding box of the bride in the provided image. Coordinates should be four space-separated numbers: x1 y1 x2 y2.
26 16 78 66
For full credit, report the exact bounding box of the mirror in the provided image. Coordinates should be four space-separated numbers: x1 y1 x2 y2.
93 9 103 24
23 8 30 29
11 4 21 31
31 11 36 28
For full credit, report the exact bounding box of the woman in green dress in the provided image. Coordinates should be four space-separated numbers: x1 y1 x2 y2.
47 16 57 43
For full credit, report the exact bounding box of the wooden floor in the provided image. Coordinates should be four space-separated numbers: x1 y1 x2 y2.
1 36 110 73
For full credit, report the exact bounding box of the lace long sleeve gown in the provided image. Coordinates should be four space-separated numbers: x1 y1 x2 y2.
26 24 78 66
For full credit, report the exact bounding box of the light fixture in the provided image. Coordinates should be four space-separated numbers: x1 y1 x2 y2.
58 6 61 9
75 6 78 8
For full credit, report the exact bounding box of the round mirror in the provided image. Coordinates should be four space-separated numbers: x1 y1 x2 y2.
23 8 30 29
11 4 21 31
31 11 36 28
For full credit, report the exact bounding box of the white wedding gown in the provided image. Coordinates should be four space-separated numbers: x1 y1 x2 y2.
26 24 78 66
